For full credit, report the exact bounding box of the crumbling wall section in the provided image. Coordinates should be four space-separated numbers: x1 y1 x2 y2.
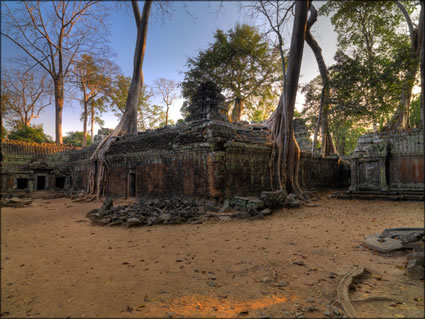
1 140 78 193
349 128 424 198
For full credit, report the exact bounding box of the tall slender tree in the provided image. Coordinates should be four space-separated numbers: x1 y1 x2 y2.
153 78 179 126
1 1 110 143
87 0 154 198
72 54 117 147
268 1 310 198
305 5 336 157
245 0 310 198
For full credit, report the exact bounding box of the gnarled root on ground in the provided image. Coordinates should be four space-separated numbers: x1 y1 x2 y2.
333 266 367 318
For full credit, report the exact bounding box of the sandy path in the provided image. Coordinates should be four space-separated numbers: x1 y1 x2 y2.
1 194 424 318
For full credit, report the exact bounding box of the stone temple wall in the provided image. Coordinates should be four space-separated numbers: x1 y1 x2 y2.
1 83 348 198
67 82 347 199
1 140 78 193
348 128 424 200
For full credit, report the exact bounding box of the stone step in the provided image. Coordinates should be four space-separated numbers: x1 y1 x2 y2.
334 192 424 201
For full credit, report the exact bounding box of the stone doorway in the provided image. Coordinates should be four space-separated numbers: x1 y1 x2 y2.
37 176 46 191
56 176 65 189
16 178 29 189
128 173 136 197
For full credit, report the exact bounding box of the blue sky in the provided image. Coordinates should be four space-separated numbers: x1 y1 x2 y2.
1 1 337 139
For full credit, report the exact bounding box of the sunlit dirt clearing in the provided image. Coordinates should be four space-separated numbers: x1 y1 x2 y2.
1 193 423 318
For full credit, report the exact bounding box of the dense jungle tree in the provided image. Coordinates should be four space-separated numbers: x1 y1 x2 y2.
321 0 423 130
1 1 110 144
182 23 281 122
72 55 118 147
1 68 51 128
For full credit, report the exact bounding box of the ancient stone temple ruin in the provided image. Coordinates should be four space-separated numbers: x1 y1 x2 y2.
344 128 424 200
2 82 422 201
1 140 77 193
66 82 346 199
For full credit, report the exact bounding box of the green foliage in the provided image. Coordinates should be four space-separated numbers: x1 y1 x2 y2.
320 0 417 130
109 75 168 130
8 124 52 144
1 125 8 139
302 73 372 155
245 86 281 122
181 24 281 119
63 131 92 147
109 75 132 114
74 54 116 132
301 0 421 153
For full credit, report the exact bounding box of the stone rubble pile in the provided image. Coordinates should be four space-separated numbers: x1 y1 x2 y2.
0 194 32 207
86 197 217 227
86 190 299 227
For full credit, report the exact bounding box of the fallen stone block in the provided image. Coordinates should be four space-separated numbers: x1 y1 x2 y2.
363 234 404 253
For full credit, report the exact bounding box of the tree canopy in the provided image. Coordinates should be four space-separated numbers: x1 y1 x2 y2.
109 75 167 131
320 0 423 130
1 1 110 143
182 23 281 122
63 131 92 147
7 124 53 144
1 68 51 128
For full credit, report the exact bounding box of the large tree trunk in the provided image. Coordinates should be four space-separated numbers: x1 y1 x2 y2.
388 2 423 130
82 101 88 147
165 104 169 126
269 0 309 200
54 77 64 144
390 59 420 129
87 0 152 198
113 1 152 136
311 88 323 154
231 97 244 122
90 103 95 141
306 4 335 157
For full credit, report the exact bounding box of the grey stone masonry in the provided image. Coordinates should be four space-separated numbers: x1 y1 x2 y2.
348 128 424 199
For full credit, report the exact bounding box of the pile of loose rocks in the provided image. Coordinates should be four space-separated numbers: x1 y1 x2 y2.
86 197 217 227
86 190 298 228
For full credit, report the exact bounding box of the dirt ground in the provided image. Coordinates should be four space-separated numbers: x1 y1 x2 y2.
1 192 424 318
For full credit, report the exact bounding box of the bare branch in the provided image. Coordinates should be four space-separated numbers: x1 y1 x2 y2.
132 0 142 26
394 0 415 43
